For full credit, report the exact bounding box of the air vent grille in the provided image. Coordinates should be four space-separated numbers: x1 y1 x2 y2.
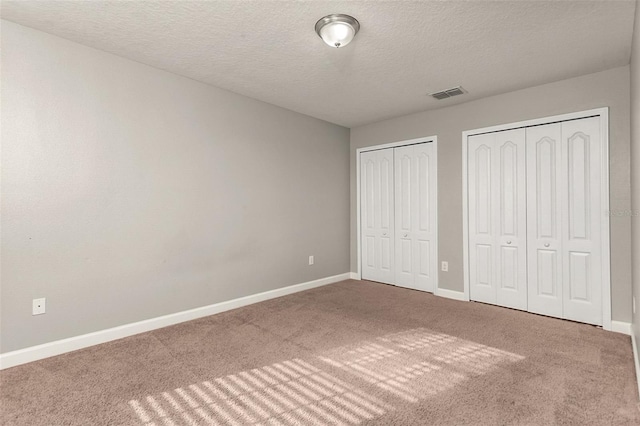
431 91 450 100
430 86 466 100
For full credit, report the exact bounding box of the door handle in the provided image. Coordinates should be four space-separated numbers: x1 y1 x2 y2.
544 243 550 247
383 233 387 236
507 241 512 245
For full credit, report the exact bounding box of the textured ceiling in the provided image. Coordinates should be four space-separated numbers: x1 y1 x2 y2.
1 1 636 128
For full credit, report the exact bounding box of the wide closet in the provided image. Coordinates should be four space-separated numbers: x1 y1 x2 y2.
360 140 437 293
464 109 610 327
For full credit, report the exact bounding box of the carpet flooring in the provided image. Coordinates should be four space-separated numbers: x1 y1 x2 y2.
0 279 638 425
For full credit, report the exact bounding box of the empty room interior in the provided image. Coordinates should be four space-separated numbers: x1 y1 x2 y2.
2 1 640 425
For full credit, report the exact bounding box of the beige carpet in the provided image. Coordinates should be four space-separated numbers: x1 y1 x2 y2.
1 279 638 425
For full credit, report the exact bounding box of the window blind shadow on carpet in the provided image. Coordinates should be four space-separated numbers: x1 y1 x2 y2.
128 328 524 425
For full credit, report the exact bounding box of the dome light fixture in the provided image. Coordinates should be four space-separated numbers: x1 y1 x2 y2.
315 14 360 48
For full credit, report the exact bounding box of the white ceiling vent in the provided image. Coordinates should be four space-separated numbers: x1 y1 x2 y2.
430 86 466 100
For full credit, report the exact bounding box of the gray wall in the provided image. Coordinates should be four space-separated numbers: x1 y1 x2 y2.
1 21 350 353
631 1 640 342
351 66 632 323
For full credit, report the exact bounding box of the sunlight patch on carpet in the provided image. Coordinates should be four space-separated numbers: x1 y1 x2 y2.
128 357 390 425
318 328 525 404
128 328 523 425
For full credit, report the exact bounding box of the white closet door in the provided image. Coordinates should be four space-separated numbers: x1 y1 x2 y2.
468 130 526 308
466 112 608 327
561 117 602 325
527 118 603 325
495 129 527 310
394 143 437 292
394 146 415 288
527 123 563 318
468 133 497 304
361 149 395 284
413 143 437 292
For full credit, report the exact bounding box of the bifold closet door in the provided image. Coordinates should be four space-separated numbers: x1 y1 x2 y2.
394 143 437 292
527 117 603 325
526 123 563 318
361 148 395 284
561 117 602 325
468 129 527 310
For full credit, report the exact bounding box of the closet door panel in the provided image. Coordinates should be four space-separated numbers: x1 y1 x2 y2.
527 123 563 317
362 154 377 275
413 143 436 292
468 133 497 304
495 129 527 310
361 149 395 284
395 146 415 288
379 154 394 273
393 143 437 292
561 117 602 325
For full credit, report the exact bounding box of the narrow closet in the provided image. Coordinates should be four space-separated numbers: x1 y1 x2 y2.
360 141 437 293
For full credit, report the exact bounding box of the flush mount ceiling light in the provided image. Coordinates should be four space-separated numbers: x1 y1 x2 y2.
315 14 360 48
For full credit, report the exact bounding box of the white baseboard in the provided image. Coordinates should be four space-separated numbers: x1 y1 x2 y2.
0 272 351 370
349 272 360 280
631 325 640 400
434 287 468 301
611 320 632 335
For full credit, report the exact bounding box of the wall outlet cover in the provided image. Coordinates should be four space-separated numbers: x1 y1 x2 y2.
32 298 46 315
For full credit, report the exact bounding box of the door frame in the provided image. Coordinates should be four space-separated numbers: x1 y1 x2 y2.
356 136 439 293
462 107 611 330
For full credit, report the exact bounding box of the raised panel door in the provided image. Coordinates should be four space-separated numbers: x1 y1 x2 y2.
527 123 563 318
413 143 437 292
495 129 527 310
361 149 395 284
394 146 414 288
561 117 602 325
394 143 437 292
468 133 497 304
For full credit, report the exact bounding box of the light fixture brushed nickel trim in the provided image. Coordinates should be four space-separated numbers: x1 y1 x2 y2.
315 14 360 48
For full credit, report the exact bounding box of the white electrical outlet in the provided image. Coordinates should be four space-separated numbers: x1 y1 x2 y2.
309 255 314 265
441 261 448 272
32 298 46 315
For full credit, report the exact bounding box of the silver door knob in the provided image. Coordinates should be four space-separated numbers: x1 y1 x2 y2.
507 241 512 245
544 243 550 247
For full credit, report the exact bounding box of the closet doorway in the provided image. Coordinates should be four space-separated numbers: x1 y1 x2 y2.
357 137 438 293
462 108 611 329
